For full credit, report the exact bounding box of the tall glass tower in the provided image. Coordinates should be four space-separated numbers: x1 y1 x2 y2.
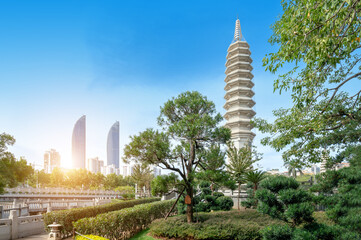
72 115 86 169
107 121 119 168
224 19 256 149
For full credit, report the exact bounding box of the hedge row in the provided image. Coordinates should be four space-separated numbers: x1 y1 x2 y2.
43 197 160 235
73 199 176 240
149 210 283 240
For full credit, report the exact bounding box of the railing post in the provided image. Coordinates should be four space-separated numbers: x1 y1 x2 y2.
0 206 3 219
9 210 18 240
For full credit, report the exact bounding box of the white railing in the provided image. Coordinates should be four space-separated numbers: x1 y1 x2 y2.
0 211 44 240
0 199 112 219
2 187 118 197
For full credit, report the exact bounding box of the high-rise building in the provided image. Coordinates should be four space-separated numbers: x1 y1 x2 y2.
72 115 86 169
224 19 256 149
86 157 104 173
107 121 119 168
44 149 61 173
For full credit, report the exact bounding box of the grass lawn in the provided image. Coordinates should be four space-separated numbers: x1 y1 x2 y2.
129 229 156 240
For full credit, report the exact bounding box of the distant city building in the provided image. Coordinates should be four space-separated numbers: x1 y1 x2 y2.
224 19 256 149
107 121 119 168
335 162 350 170
44 149 61 173
121 164 134 177
72 115 86 169
86 157 104 173
101 164 117 176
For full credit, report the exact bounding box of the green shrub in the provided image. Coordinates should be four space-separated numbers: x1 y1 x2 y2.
256 176 314 226
43 197 160 235
213 192 224 198
261 224 293 240
75 234 109 240
73 200 175 240
150 209 283 240
216 196 233 211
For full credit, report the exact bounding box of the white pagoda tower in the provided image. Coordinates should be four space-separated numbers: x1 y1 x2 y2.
224 19 256 149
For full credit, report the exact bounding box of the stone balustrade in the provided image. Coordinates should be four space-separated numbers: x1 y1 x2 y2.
3 187 117 197
0 198 112 219
0 210 44 240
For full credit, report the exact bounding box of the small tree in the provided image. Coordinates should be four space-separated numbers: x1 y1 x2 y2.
131 164 153 196
256 175 314 227
242 170 267 209
197 145 236 195
123 91 230 223
227 144 260 210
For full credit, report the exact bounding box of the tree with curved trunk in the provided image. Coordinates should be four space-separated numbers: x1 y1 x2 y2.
123 91 230 223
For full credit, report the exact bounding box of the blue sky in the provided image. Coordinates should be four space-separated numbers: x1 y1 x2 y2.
0 0 293 170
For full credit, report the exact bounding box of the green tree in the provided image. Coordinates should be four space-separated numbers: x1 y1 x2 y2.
114 186 135 199
123 91 230 222
103 173 125 190
131 164 153 195
226 144 260 210
151 173 179 197
255 0 361 167
50 167 64 187
197 145 236 195
0 133 34 190
242 170 267 209
311 154 361 234
256 175 314 227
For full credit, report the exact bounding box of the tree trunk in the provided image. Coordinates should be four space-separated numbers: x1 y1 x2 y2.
186 186 193 223
237 182 240 210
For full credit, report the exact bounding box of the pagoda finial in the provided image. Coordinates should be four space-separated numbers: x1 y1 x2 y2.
233 18 242 42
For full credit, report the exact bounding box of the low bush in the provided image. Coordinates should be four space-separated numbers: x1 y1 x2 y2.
150 209 283 240
43 197 160 235
262 223 361 240
73 199 175 240
76 235 109 240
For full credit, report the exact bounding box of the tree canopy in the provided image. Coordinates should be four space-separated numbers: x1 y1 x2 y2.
123 91 230 222
255 0 361 167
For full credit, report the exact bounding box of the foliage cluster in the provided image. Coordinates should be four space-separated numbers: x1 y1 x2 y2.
151 173 180 197
28 169 135 191
177 182 233 213
114 186 135 199
256 175 314 226
150 209 283 240
43 197 160 235
73 199 176 240
256 0 361 168
0 133 34 193
256 175 361 239
311 159 361 234
123 91 231 222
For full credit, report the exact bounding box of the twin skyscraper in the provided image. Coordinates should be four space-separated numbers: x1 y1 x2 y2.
71 115 120 169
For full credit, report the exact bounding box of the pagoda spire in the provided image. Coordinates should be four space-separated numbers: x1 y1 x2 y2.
224 21 256 149
233 18 242 42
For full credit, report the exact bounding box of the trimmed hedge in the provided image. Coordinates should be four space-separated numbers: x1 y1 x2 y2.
150 209 284 240
74 200 176 240
43 197 160 235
